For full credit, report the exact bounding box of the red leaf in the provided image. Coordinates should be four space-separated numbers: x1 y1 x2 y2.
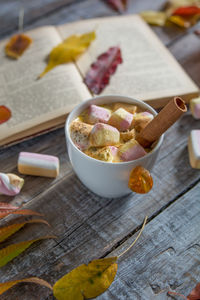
0 106 11 124
106 0 127 12
187 283 200 300
173 6 200 16
0 202 43 219
0 203 19 210
84 46 123 94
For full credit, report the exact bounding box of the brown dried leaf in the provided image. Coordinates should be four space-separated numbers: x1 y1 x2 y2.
0 277 52 296
5 34 32 59
187 283 200 299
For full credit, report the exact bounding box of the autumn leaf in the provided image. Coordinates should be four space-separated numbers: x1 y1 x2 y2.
0 106 11 124
5 34 32 59
140 11 167 26
0 277 52 296
53 257 118 300
0 219 50 243
84 46 122 94
0 202 19 210
106 0 127 12
167 15 191 28
39 31 96 78
0 235 55 267
0 202 43 219
53 217 147 300
172 6 200 16
187 282 200 299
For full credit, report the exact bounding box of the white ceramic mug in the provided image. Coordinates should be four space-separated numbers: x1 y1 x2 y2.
65 95 164 198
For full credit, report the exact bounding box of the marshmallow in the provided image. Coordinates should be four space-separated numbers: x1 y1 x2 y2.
70 120 93 150
190 97 200 119
83 104 111 124
113 103 137 114
118 139 146 162
85 146 118 162
120 128 136 143
108 108 133 131
89 123 120 147
0 173 24 196
188 130 200 168
131 112 154 132
18 152 59 178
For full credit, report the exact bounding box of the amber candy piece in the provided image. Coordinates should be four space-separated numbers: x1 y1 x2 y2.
5 34 32 59
0 106 11 124
128 166 153 194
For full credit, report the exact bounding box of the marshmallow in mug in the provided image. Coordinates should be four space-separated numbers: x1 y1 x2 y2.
70 102 154 163
0 173 24 196
82 104 111 124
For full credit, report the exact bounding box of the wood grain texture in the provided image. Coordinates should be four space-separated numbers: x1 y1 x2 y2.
102 183 200 299
0 0 200 299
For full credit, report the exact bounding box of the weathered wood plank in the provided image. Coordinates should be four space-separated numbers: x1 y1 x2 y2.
0 0 76 37
101 182 200 299
0 110 200 299
0 0 195 47
1 170 199 299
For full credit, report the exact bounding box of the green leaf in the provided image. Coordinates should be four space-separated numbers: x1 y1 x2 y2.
0 236 55 267
0 219 50 243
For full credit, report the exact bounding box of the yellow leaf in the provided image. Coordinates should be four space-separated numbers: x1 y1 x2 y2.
167 15 191 27
0 219 50 243
0 277 52 296
53 257 118 300
140 11 167 26
0 235 55 267
39 31 96 78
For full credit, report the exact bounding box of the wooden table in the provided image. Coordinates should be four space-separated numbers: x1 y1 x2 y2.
0 1 200 299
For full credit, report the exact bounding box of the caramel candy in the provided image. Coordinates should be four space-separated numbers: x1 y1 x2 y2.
128 166 153 194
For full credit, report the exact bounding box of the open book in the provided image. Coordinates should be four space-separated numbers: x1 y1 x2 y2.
0 15 199 146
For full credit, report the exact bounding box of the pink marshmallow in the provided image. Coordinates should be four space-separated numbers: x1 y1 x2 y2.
118 139 146 162
89 123 120 147
86 105 111 124
108 108 133 131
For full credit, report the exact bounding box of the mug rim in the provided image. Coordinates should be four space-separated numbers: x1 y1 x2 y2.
65 95 164 166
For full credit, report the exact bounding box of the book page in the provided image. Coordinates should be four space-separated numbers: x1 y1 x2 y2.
58 15 199 107
0 26 91 141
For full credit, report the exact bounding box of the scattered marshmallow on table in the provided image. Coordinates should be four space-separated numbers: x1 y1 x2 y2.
190 97 200 119
84 104 111 124
188 130 200 169
0 173 24 196
89 123 120 147
70 120 93 150
131 112 154 132
118 139 146 162
18 152 59 178
108 108 133 131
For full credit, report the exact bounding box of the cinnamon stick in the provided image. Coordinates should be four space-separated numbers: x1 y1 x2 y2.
136 97 187 148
